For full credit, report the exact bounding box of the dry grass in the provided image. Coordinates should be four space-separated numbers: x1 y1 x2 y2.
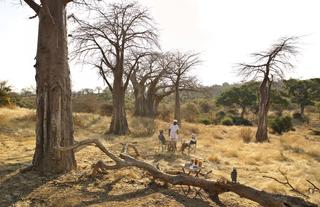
1 107 320 206
240 127 253 143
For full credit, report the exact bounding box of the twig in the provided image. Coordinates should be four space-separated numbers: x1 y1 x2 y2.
263 169 309 198
306 180 320 193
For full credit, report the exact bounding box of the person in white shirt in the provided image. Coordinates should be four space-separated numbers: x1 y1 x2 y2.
168 120 179 151
169 120 179 140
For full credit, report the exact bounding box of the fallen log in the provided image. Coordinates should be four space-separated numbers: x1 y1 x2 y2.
55 139 317 207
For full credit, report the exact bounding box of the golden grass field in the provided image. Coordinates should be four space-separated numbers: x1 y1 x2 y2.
0 107 319 207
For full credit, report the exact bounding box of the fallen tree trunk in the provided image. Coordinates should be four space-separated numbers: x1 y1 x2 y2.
55 139 317 207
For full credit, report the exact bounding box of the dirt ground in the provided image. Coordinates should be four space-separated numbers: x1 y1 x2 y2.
1 107 319 207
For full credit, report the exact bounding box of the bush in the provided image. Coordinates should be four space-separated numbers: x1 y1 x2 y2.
182 103 199 122
213 111 226 124
270 116 293 134
221 117 233 126
292 112 302 119
199 118 211 125
240 127 253 143
99 103 113 116
232 117 252 126
292 112 309 123
158 104 171 122
130 117 157 137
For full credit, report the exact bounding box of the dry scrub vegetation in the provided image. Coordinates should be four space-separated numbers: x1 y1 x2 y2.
1 107 319 206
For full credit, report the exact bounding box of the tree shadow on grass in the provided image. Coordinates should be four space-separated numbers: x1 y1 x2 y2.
0 163 56 207
75 178 213 207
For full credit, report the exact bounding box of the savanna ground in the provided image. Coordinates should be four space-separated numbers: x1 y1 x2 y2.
0 107 319 207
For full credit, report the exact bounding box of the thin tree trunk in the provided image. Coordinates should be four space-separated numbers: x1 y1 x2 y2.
256 78 271 142
174 85 181 126
240 106 246 118
300 104 305 117
32 2 76 173
109 73 129 135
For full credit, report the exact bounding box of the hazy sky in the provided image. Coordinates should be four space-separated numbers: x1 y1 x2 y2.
1 0 319 91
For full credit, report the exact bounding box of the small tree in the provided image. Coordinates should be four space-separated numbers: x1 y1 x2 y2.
216 83 257 118
168 51 200 126
270 89 290 116
238 37 299 142
0 81 12 106
285 79 314 117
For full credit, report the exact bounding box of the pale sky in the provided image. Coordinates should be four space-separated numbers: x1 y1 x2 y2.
0 0 319 91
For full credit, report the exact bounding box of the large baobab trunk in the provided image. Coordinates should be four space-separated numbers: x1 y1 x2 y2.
131 75 147 116
133 88 146 116
109 74 129 135
32 2 76 173
256 78 271 142
174 85 181 126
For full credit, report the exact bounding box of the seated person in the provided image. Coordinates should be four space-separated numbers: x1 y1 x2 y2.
189 133 197 146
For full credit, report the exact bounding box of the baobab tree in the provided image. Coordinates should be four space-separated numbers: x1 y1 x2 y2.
16 0 97 173
238 37 299 142
71 2 159 135
168 51 200 126
130 52 175 117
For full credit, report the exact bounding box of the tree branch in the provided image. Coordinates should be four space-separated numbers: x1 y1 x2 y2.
23 0 40 14
54 139 317 207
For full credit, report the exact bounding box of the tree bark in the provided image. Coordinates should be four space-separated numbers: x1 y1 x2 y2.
32 1 76 173
109 72 129 135
256 78 271 142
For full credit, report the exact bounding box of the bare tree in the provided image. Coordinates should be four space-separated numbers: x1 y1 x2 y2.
130 52 175 117
18 0 79 173
71 1 159 135
238 37 299 142
168 51 200 126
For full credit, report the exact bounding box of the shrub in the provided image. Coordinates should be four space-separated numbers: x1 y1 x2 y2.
130 117 157 137
270 116 293 134
213 111 226 124
292 112 302 119
182 103 199 122
199 118 211 125
232 117 252 126
99 103 113 116
158 104 171 122
240 127 253 143
221 117 233 126
292 112 309 123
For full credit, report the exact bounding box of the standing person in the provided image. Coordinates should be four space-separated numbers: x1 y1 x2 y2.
168 120 179 151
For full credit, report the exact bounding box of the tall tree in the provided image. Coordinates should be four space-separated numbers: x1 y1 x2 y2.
238 37 299 142
130 52 175 117
22 0 76 173
72 2 159 135
169 51 200 126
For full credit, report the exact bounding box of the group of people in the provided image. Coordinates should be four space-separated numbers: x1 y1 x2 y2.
158 120 197 153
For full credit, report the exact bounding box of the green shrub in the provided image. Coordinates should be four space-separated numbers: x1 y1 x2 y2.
221 117 233 126
232 117 252 126
270 116 293 134
199 118 211 125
